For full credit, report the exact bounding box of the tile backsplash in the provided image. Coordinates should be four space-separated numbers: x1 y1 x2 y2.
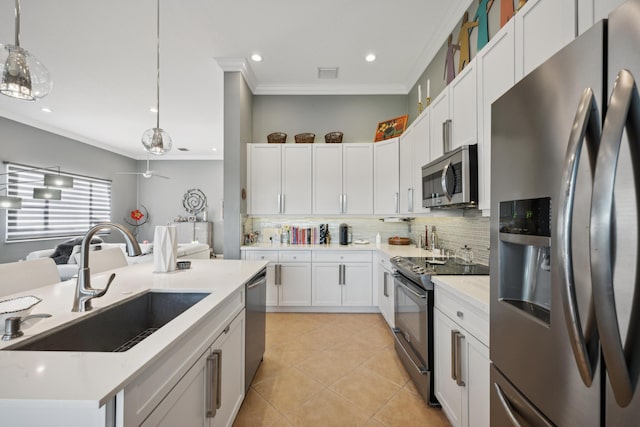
246 210 490 265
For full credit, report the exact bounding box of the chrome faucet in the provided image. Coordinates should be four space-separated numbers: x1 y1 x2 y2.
72 222 142 312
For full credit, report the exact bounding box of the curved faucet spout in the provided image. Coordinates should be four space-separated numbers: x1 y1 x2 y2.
73 222 142 312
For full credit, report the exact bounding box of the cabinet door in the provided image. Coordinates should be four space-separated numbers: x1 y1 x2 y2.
429 90 450 161
450 63 477 149
377 263 395 328
412 110 431 214
515 0 576 80
313 145 343 214
211 312 245 427
399 128 415 215
343 143 374 215
311 263 342 306
434 308 463 427
281 145 312 214
465 334 490 427
248 144 281 215
373 137 400 215
279 263 312 306
476 20 516 212
342 263 372 306
142 350 210 427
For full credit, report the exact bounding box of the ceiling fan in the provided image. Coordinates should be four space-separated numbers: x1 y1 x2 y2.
117 157 170 179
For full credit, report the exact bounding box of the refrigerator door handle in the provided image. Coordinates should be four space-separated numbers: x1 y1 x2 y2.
591 69 640 408
557 87 601 387
493 383 554 427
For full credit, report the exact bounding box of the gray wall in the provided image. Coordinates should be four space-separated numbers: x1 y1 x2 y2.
136 160 224 255
223 72 253 259
0 117 137 263
253 95 408 143
407 0 502 125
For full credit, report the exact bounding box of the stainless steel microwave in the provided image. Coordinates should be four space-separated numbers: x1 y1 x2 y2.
422 144 478 208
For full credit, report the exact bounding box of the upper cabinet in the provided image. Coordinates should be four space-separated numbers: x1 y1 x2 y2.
476 19 516 212
400 110 431 215
248 144 312 215
373 137 400 215
578 0 626 35
515 0 577 80
429 63 478 162
313 144 373 215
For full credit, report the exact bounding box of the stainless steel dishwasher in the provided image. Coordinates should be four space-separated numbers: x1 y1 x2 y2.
245 268 266 392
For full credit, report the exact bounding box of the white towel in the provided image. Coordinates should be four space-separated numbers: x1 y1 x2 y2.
153 226 177 273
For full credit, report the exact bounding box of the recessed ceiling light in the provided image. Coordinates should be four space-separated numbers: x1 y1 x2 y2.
251 54 263 62
177 147 190 151
41 107 52 113
211 148 217 152
365 53 376 62
149 107 158 113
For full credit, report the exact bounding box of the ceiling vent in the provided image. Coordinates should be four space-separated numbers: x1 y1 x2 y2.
317 67 339 79
177 147 190 151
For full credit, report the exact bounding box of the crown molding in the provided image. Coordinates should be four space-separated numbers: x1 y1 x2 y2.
214 57 258 93
253 83 409 96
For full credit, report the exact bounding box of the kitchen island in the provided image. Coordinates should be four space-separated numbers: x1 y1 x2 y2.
0 259 267 426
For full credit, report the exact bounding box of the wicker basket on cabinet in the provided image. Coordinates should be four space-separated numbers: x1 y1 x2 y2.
294 133 315 143
324 132 343 143
267 132 287 143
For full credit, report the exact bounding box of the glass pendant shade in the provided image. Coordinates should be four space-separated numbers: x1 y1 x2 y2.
33 187 61 200
43 173 73 188
0 0 51 101
142 127 172 155
0 196 21 209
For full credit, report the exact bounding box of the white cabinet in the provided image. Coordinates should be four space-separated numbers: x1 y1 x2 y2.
248 144 312 215
313 143 373 215
515 0 577 80
429 64 477 160
449 63 478 150
429 90 449 161
476 19 516 212
311 251 373 307
373 137 400 215
375 252 394 328
143 311 245 427
434 286 489 427
578 0 626 35
399 111 430 215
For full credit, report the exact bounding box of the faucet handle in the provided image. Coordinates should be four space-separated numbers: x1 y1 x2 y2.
93 273 116 298
2 313 52 341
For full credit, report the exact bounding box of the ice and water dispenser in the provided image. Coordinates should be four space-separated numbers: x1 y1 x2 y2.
499 197 552 325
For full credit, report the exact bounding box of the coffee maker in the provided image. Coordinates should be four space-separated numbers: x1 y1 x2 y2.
339 223 349 245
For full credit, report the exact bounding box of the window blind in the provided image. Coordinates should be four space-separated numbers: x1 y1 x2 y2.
5 163 112 242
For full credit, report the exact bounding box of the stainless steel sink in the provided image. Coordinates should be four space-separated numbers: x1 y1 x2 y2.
6 291 210 352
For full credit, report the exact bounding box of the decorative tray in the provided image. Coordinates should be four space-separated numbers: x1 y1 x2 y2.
0 295 42 323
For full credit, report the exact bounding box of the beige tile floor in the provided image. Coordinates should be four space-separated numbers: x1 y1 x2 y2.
233 313 451 427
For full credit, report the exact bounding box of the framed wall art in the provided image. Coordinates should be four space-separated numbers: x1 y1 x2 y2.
374 115 408 142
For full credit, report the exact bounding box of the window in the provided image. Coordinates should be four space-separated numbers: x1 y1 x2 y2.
5 163 112 242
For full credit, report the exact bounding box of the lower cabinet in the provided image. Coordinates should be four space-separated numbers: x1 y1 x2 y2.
375 252 394 327
434 287 489 427
142 310 245 427
311 251 372 307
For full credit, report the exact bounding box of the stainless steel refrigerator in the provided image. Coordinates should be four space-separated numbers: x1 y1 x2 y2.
490 0 640 425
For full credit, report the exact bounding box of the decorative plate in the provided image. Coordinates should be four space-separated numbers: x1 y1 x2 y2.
182 188 207 214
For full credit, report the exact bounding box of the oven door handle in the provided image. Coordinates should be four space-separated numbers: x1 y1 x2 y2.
394 274 427 299
392 328 428 375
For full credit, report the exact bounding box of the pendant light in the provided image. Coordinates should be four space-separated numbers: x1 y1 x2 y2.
0 0 51 101
142 0 172 155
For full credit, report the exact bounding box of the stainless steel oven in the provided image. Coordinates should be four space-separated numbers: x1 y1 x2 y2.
392 271 437 406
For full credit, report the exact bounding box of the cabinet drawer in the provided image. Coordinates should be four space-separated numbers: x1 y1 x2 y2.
375 253 392 270
435 286 489 346
312 251 372 263
245 250 278 263
279 250 311 262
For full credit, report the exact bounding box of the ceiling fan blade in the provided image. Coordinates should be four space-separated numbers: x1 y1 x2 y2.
154 174 171 179
116 171 143 175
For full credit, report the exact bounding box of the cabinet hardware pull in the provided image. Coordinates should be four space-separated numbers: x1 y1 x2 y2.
456 311 464 318
206 352 219 418
213 350 222 409
277 194 282 214
451 330 458 381
455 332 465 387
223 325 230 334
